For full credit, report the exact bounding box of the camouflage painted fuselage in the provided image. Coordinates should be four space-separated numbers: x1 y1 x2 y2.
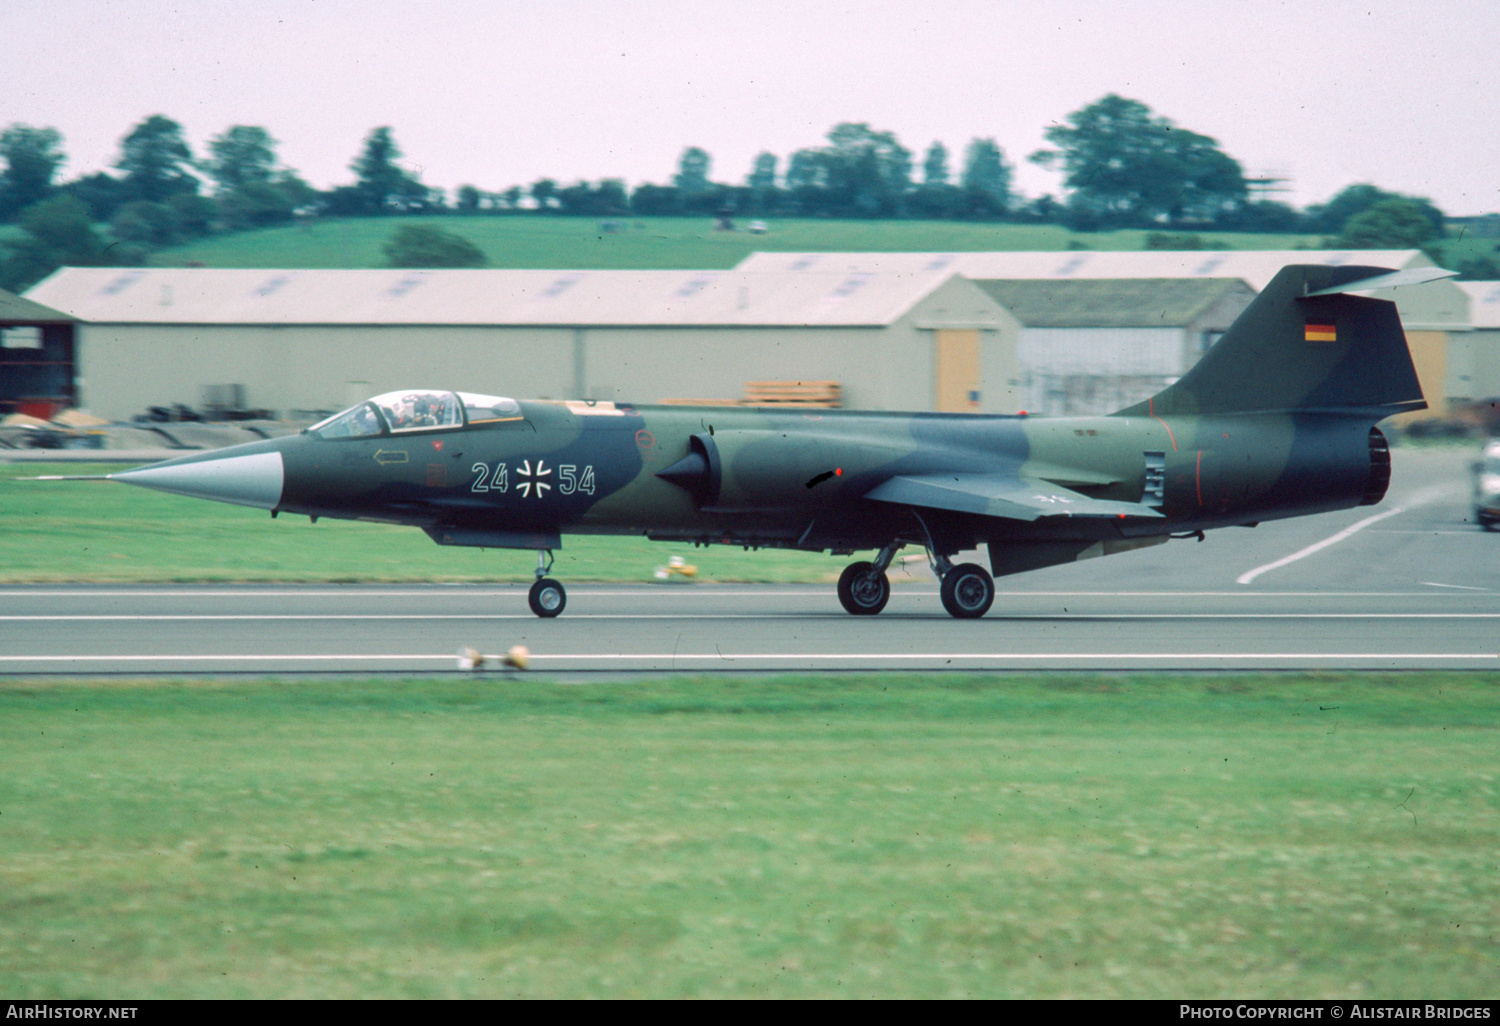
255 399 1387 577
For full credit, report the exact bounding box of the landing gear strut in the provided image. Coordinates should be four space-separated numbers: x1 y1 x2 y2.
528 549 566 618
837 545 898 615
909 511 996 619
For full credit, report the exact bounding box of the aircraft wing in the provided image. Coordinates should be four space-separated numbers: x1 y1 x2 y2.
863 473 1163 521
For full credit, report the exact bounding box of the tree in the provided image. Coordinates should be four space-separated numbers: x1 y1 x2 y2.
110 200 179 247
630 183 681 216
203 125 278 194
456 184 482 212
922 142 950 186
0 195 117 292
820 122 912 217
748 152 777 192
1454 249 1500 281
744 152 779 214
1030 94 1246 226
1306 184 1445 237
784 149 826 215
1217 199 1305 233
203 125 312 228
556 179 628 216
219 173 316 229
960 138 1012 216
115 115 199 203
382 224 486 267
1334 197 1442 249
63 172 130 221
351 127 427 213
0 124 65 222
674 147 712 195
530 178 557 211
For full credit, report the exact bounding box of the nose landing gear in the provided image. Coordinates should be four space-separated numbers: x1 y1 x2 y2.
837 544 899 615
528 549 566 617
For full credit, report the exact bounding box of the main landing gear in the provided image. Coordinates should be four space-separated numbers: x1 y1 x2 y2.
528 549 566 618
837 545 995 619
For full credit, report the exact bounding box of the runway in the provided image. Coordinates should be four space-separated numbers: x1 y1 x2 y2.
3 448 1496 674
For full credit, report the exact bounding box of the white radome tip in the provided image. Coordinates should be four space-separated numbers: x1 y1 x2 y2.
110 450 285 510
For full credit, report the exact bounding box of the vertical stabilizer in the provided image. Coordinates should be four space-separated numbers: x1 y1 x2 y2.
1116 264 1440 418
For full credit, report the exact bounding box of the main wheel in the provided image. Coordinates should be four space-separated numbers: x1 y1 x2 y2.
528 577 566 617
837 561 890 615
939 562 994 619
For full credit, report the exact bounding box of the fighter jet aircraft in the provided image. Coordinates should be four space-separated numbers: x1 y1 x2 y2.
40 263 1447 618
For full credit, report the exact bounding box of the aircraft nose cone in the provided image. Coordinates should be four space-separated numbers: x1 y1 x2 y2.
110 450 285 510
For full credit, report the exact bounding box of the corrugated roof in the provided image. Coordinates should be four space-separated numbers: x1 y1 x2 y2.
1458 282 1500 328
24 267 975 327
0 287 74 323
974 278 1252 328
736 249 1435 290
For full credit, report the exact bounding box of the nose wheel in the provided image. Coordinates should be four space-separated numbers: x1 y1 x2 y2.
528 549 566 618
838 561 891 615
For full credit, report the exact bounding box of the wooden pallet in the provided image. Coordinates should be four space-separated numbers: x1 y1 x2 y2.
742 380 842 408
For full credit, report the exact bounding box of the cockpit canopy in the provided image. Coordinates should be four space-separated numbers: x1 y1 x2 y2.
309 390 521 439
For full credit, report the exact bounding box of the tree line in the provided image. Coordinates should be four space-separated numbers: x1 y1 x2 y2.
2 94 1492 291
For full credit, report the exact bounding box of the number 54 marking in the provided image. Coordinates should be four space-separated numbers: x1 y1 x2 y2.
557 464 595 495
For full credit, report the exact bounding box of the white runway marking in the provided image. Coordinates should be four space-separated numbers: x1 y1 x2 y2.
0 588 1485 600
1237 506 1408 585
2 652 1494 665
6 612 1500 622
1236 481 1467 586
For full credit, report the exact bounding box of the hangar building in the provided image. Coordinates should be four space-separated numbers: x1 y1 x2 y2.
737 249 1469 421
1452 281 1500 415
972 277 1256 416
25 267 1019 421
0 288 78 418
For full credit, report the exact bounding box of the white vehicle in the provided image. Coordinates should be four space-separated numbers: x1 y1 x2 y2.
1475 440 1500 531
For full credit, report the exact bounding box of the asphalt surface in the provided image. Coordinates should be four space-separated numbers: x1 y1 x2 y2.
3 447 1495 675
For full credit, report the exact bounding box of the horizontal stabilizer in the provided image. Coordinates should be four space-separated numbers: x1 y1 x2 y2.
864 473 1163 521
1303 266 1457 296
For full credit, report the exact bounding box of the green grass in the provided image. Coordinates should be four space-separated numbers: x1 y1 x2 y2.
1 462 849 583
0 672 1495 998
147 215 1325 271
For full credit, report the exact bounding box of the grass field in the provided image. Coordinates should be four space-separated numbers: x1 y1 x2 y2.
0 462 849 583
147 215 1327 271
0 672 1495 998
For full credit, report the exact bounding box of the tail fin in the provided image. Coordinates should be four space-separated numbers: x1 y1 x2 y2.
1117 264 1448 418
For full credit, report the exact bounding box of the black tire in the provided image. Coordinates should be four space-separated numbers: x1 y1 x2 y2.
528 577 566 617
837 561 890 615
940 562 994 619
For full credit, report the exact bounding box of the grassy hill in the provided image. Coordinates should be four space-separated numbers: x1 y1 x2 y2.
148 215 1325 270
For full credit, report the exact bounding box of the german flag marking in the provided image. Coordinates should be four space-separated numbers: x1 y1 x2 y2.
1305 322 1337 342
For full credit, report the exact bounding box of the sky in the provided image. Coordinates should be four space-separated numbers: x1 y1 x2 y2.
5 0 1499 215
